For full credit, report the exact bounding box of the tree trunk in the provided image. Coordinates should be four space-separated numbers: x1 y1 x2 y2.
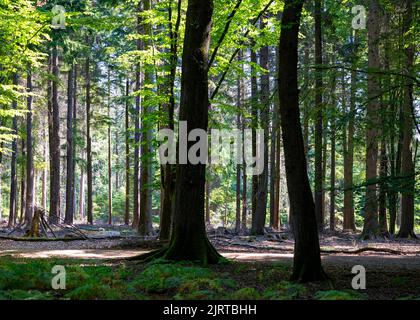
329 67 337 231
125 77 130 225
86 52 93 225
8 73 18 227
343 51 356 231
139 0 154 236
159 0 181 241
250 48 258 230
107 69 112 225
252 34 269 235
277 0 326 282
158 0 221 264
235 69 241 233
132 3 142 229
361 0 381 239
25 66 34 224
398 0 416 238
49 44 61 224
20 138 26 224
65 64 74 224
314 0 324 231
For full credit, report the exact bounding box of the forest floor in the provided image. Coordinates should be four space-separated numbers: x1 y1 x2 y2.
0 223 419 300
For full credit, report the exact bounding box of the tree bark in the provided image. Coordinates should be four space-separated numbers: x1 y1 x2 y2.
85 50 93 225
398 0 416 238
138 0 154 236
361 0 381 239
252 29 269 235
25 66 34 225
314 0 324 231
8 73 18 227
125 77 130 225
277 0 326 282
107 68 113 225
250 48 258 230
156 0 221 264
49 44 61 224
65 64 74 224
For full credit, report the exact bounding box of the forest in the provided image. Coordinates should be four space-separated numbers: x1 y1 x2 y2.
0 0 418 302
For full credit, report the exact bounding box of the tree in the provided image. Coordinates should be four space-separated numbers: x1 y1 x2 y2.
314 0 324 231
25 66 34 225
252 23 269 235
65 64 75 224
86 44 93 225
277 0 326 282
139 0 222 264
398 0 416 239
362 0 381 239
49 43 61 224
8 73 18 227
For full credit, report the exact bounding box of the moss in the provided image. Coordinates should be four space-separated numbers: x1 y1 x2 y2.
231 287 260 300
263 281 306 300
314 290 367 300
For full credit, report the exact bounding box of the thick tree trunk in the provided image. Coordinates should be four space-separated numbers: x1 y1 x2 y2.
361 0 381 239
277 0 326 282
398 0 416 238
65 64 74 224
25 67 34 224
49 45 61 224
8 73 18 227
159 0 221 264
314 0 324 231
42 124 47 210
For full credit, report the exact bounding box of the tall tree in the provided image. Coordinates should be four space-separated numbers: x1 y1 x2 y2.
277 0 326 282
398 0 416 238
125 77 130 225
144 0 222 264
86 45 93 225
65 64 75 224
139 0 154 236
314 0 324 231
362 0 381 239
252 24 269 235
25 66 34 224
8 73 18 227
49 43 61 224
